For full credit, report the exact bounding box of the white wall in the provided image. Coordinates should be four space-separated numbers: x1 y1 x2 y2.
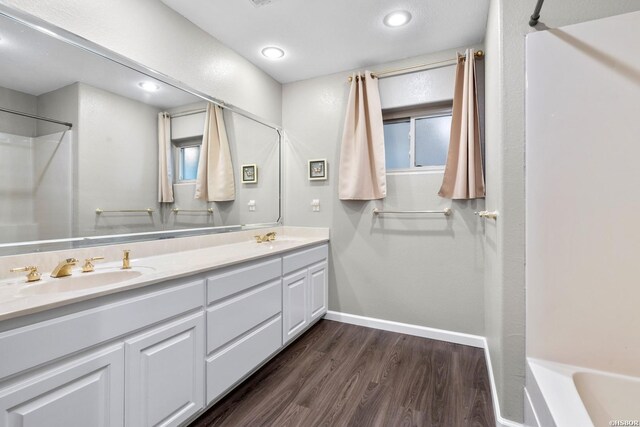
0 0 282 126
76 83 162 236
483 0 640 422
526 10 640 376
283 46 486 336
0 86 37 137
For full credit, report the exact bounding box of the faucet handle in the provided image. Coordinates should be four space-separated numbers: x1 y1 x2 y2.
82 256 104 273
10 266 41 283
266 232 276 241
122 250 131 269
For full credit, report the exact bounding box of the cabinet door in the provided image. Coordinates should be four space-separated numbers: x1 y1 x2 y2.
309 261 328 322
0 344 124 427
282 270 309 344
125 312 204 427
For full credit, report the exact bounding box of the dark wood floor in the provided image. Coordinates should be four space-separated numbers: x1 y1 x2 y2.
190 320 495 427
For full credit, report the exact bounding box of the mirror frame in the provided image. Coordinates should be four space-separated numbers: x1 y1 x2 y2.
0 5 283 255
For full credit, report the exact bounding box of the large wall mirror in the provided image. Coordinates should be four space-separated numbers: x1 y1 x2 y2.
0 8 281 255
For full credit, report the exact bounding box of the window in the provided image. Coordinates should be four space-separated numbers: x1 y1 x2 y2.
383 106 452 172
173 139 201 182
179 145 200 181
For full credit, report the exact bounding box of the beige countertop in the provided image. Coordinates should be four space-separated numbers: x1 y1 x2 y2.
0 226 329 322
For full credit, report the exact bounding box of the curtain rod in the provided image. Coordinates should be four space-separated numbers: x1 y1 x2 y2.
529 0 545 26
168 108 206 119
0 106 73 129
347 50 484 82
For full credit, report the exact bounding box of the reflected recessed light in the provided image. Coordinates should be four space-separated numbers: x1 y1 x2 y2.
383 10 412 27
138 81 160 92
261 46 285 59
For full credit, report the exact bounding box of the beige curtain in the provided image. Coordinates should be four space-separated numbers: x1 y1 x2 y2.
338 71 386 200
438 49 485 199
158 112 174 203
194 103 235 202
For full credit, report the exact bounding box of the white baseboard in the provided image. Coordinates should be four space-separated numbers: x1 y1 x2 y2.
482 340 524 427
324 310 523 427
323 310 485 348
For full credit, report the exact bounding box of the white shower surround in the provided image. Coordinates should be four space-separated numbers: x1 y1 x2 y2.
0 130 72 243
525 10 640 426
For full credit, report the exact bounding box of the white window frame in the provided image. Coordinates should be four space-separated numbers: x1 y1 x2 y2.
383 104 452 175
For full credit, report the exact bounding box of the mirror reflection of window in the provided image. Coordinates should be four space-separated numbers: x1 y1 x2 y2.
179 145 200 181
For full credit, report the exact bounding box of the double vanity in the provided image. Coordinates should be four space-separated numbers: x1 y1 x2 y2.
0 227 329 427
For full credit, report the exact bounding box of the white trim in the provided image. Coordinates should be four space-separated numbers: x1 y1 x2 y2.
324 310 484 348
524 388 541 427
483 340 525 427
323 310 523 427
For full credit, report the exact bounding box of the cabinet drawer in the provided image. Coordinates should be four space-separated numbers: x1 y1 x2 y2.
282 244 328 275
207 258 281 305
207 279 281 354
0 280 203 381
206 315 281 405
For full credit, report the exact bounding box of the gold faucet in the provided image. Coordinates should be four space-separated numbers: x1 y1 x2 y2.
9 266 41 283
254 232 277 243
122 250 131 269
82 256 104 273
50 258 78 278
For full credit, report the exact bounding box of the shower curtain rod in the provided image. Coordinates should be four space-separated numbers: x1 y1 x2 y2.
529 0 545 26
347 50 484 82
0 106 73 129
168 108 206 119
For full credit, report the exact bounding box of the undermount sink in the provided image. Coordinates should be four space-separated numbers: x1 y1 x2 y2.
19 267 154 296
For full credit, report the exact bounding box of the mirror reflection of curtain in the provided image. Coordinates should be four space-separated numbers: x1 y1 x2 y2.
158 112 174 203
338 71 386 200
195 103 235 202
438 49 485 199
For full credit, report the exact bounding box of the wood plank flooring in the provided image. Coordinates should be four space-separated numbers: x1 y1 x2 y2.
190 320 495 427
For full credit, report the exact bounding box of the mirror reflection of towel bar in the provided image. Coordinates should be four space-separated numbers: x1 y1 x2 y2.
475 210 498 220
373 208 452 216
172 208 213 214
95 208 154 214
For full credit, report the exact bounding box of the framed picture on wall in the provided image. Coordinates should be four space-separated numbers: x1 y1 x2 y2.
241 164 257 184
308 159 327 181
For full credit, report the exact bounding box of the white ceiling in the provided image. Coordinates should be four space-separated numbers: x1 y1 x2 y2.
161 0 489 83
0 14 199 109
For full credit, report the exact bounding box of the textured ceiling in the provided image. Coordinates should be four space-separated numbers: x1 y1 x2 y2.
161 0 489 83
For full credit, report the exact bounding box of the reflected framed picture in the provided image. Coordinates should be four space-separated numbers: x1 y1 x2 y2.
308 159 327 181
241 164 257 184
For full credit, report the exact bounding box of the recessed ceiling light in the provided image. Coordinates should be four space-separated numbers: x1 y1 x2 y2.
261 46 285 59
383 10 412 27
138 81 160 92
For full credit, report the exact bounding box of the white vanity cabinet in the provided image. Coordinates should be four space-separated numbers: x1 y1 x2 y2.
282 245 328 344
0 241 329 426
0 279 204 427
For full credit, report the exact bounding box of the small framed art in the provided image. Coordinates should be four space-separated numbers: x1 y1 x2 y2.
308 159 327 181
241 164 257 184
